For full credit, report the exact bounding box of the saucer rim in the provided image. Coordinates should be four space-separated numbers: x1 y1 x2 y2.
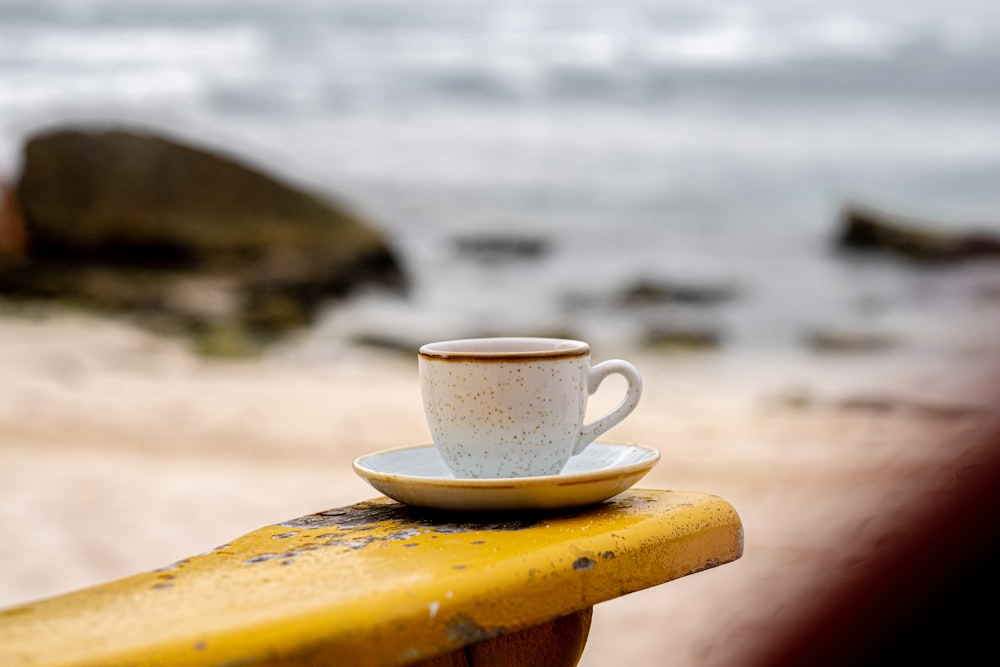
352 440 660 487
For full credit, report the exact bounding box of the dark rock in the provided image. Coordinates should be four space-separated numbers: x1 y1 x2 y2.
618 278 738 306
643 325 723 351
806 329 897 354
452 234 550 263
1 126 407 354
836 204 1000 263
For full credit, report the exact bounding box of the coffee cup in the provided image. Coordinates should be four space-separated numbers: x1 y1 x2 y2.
418 337 643 478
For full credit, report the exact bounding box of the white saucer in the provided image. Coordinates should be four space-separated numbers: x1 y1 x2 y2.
352 441 660 511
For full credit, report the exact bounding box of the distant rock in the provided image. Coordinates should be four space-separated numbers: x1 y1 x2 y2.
452 234 550 263
805 329 897 354
643 324 723 352
617 278 738 307
0 126 407 355
836 204 1000 263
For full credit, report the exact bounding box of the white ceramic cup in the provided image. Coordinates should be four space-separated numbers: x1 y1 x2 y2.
418 337 643 478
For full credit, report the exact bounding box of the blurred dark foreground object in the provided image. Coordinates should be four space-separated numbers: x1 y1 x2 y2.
744 411 1000 667
0 125 406 355
837 203 1000 262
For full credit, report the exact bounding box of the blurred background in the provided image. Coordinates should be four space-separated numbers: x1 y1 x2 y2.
3 3 1000 664
4 0 1000 356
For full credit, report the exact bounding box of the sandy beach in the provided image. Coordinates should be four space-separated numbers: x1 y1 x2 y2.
2 305 999 666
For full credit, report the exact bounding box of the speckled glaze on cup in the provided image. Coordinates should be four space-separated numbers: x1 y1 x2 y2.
418 337 643 479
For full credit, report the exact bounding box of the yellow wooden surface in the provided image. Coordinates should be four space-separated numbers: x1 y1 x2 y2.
0 489 743 667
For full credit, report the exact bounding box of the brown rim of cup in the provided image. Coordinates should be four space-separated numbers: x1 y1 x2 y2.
418 337 590 361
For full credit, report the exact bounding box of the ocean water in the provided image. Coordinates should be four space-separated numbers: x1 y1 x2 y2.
3 0 1000 356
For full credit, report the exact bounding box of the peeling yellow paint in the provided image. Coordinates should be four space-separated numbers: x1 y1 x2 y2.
0 489 742 667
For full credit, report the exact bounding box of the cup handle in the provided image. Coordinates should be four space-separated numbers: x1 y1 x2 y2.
574 359 643 455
